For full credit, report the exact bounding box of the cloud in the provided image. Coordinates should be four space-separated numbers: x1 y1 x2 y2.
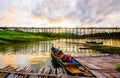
0 0 120 27
30 0 120 25
0 16 17 24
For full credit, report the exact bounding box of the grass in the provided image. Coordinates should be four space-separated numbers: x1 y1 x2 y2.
34 32 79 39
89 44 120 55
0 40 7 44
115 64 120 71
0 30 79 44
0 30 52 44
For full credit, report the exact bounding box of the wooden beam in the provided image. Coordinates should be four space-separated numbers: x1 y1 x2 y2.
0 70 59 77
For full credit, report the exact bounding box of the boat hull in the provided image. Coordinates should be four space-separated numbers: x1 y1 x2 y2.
51 51 82 75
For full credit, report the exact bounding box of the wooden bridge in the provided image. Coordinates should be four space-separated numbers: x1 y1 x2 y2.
0 27 120 35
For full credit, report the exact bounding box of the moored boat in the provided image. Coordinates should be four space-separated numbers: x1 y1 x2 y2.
50 47 95 77
85 40 103 44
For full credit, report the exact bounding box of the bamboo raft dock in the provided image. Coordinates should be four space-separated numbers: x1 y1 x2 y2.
74 56 120 78
0 65 92 78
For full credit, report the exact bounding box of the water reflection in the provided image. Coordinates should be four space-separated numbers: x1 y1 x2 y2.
104 39 120 47
0 39 120 71
52 39 107 57
0 41 51 71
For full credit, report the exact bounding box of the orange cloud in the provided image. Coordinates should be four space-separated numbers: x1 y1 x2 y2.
0 16 17 24
105 16 118 21
31 16 40 20
31 13 68 24
0 8 19 24
31 11 47 21
6 8 19 15
46 16 68 24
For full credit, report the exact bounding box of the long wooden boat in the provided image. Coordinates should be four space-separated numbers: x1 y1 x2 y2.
86 41 103 44
85 40 103 44
50 47 95 77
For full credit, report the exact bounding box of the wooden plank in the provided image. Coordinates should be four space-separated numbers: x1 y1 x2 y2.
44 66 51 74
52 68 56 76
0 69 59 77
101 73 114 78
110 73 120 78
68 76 94 78
75 56 120 78
56 68 59 74
55 68 57 75
89 70 106 78
13 65 27 78
92 62 114 69
61 73 68 78
0 66 12 78
17 66 28 78
0 65 11 70
75 56 120 70
37 66 45 78
58 67 63 76
82 62 101 69
0 66 18 78
75 58 101 69
23 66 32 78
38 66 45 74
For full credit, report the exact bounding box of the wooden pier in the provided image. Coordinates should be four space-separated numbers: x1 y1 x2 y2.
74 56 120 78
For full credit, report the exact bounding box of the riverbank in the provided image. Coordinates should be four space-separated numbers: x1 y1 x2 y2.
0 30 52 44
34 32 78 39
1 30 120 44
80 32 120 39
39 32 120 39
88 44 120 55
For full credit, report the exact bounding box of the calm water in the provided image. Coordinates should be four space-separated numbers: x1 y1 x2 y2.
0 39 120 72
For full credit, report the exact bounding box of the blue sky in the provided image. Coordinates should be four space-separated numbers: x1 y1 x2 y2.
0 0 120 27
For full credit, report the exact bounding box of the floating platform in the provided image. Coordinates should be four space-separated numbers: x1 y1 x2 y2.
0 65 91 78
74 56 120 78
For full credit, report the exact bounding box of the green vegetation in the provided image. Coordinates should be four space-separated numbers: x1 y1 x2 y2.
1 30 120 44
0 30 79 44
0 40 7 44
0 30 52 44
36 32 120 39
37 32 120 39
34 32 78 39
115 64 120 71
88 44 120 55
80 32 120 39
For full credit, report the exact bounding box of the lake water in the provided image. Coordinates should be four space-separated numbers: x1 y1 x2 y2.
0 39 120 72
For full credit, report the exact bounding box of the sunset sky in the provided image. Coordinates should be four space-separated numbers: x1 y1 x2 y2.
0 0 120 27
